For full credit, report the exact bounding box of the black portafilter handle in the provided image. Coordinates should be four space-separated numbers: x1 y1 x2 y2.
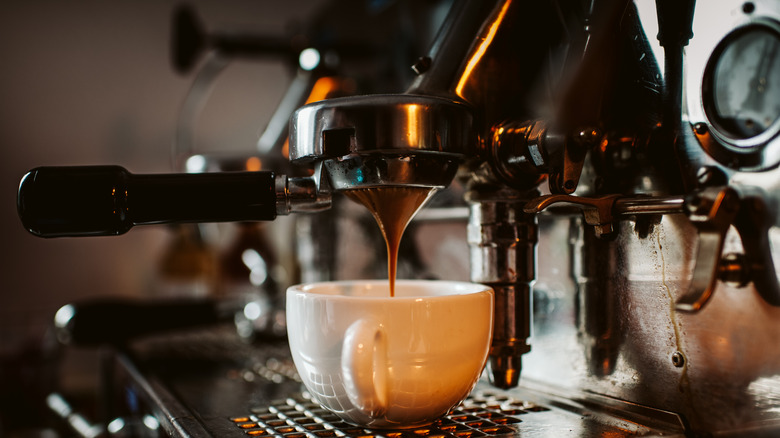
53 297 239 346
18 165 278 238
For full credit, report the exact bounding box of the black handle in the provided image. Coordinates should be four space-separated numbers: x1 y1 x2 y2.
18 165 278 237
171 4 300 74
54 297 237 346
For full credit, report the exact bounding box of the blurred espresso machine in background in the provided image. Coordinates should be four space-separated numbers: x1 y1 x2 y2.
12 0 780 436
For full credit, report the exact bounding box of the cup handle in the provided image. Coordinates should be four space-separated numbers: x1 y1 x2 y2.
341 319 388 417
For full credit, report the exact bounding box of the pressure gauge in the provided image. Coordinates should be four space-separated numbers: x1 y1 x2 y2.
705 26 780 140
686 1 780 172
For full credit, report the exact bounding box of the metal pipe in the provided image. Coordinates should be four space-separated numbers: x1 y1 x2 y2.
406 0 503 96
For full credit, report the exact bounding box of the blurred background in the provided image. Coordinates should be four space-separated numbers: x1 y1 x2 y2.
0 0 327 434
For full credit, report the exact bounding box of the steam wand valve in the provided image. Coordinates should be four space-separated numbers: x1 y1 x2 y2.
17 165 330 238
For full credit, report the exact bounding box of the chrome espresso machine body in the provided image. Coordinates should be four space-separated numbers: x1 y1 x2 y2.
15 0 780 436
288 0 780 433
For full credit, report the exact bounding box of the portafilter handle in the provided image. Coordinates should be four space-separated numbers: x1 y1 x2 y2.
17 165 327 238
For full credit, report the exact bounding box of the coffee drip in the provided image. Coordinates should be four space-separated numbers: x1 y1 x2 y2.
344 187 438 297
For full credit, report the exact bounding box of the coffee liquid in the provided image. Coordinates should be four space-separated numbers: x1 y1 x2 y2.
345 187 437 297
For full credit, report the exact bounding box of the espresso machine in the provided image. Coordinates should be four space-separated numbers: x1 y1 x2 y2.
15 0 780 436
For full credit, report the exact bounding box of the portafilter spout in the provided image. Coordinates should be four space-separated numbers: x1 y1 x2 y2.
288 94 477 191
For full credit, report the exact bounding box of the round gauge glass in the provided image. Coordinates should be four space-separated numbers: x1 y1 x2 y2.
705 25 780 141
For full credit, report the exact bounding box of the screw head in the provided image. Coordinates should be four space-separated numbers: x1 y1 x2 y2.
411 56 432 75
696 166 727 186
672 351 686 368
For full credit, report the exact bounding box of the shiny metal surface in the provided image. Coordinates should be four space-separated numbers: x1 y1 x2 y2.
204 0 780 434
286 4 780 435
685 0 780 172
406 0 502 97
289 94 476 159
304 1 780 434
525 213 780 434
467 190 537 389
275 175 331 215
321 154 460 191
236 383 685 437
289 94 476 190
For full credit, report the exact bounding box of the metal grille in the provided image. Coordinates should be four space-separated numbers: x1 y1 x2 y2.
229 390 549 438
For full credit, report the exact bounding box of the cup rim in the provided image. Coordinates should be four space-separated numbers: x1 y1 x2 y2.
287 279 492 301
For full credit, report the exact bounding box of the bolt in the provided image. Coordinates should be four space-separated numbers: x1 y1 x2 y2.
693 122 708 135
672 351 685 368
696 167 712 185
696 166 727 187
411 56 432 75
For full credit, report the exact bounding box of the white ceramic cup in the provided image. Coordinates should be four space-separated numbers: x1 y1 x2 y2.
286 280 494 429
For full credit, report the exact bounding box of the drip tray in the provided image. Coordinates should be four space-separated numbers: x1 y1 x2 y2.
122 328 686 437
230 391 546 438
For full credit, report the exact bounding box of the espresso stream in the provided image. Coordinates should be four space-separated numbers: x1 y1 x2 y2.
345 186 437 297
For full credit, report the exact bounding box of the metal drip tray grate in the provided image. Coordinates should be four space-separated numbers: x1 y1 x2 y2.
229 391 549 438
127 331 687 436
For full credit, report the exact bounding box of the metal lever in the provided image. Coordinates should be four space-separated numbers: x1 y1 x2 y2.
525 194 686 230
678 186 780 311
676 187 740 311
527 189 780 312
525 193 687 237
524 194 622 237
